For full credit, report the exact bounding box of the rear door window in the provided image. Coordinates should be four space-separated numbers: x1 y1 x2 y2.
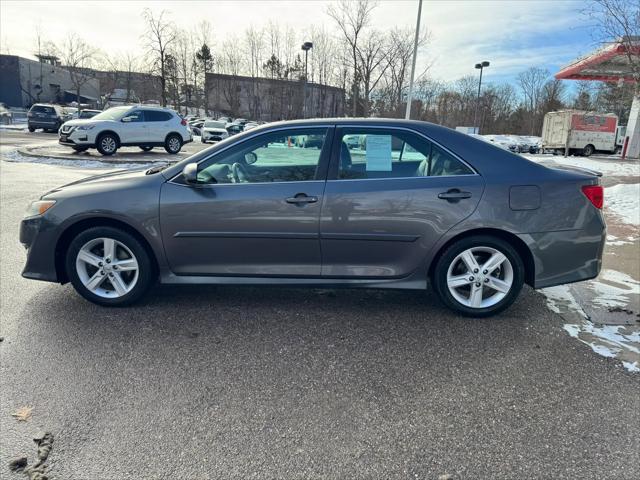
145 110 172 122
335 128 473 179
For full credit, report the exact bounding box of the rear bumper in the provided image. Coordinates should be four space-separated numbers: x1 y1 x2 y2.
519 218 606 289
29 120 60 129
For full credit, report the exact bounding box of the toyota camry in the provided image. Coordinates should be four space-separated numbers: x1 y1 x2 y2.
20 119 605 317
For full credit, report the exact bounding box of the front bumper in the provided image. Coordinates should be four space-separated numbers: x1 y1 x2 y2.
59 128 95 147
20 216 60 282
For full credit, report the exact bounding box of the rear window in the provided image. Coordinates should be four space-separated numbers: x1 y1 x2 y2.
30 105 55 115
145 110 173 122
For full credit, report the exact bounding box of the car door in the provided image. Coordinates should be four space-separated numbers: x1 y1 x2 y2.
160 126 334 276
119 109 146 143
144 110 171 142
319 126 484 278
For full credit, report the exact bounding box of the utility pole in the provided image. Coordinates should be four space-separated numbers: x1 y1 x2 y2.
405 0 423 120
473 61 490 133
301 41 313 118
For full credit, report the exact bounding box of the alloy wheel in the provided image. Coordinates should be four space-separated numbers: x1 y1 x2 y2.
446 246 514 309
75 237 139 298
168 136 181 152
101 136 116 154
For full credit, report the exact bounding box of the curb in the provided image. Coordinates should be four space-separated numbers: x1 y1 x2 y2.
17 146 164 165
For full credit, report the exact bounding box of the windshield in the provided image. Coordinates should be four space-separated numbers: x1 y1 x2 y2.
204 121 226 129
90 107 130 121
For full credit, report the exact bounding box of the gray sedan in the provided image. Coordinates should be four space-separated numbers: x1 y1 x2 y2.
20 119 605 317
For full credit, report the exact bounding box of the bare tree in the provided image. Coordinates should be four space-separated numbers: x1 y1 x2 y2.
586 0 640 83
60 33 97 111
517 67 550 134
327 0 378 116
142 9 177 106
245 26 265 118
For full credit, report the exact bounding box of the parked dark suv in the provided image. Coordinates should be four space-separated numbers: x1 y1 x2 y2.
28 104 68 133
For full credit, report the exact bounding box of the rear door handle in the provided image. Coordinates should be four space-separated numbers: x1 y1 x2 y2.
286 194 318 204
438 189 472 202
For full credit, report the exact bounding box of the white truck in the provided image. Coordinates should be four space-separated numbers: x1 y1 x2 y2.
541 110 624 157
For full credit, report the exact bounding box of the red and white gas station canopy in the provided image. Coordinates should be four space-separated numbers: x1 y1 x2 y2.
555 37 639 83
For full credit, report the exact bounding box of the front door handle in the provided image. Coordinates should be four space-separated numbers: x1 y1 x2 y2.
286 194 318 204
438 189 472 202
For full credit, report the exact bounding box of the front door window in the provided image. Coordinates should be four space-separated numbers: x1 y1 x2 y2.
197 128 329 184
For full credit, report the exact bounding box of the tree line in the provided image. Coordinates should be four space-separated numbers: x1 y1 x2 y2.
24 0 638 134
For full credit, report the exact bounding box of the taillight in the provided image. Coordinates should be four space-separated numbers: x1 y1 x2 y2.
581 185 603 209
181 118 187 126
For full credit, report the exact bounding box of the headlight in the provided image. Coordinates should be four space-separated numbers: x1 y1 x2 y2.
24 200 56 218
76 125 95 131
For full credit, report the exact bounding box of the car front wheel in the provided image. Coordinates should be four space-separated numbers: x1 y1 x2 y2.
165 134 182 154
65 226 154 306
97 133 118 156
432 235 524 317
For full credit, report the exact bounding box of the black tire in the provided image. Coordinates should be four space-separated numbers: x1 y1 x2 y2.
28 126 35 132
65 226 155 306
432 235 525 318
139 146 153 152
164 134 182 154
582 144 595 157
201 138 207 144
96 133 118 156
72 146 89 152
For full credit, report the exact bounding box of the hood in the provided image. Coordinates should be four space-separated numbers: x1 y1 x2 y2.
41 167 155 199
202 127 227 133
62 118 102 127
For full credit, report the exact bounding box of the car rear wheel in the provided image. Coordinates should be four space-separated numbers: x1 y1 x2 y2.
97 133 118 156
139 146 153 152
28 126 35 132
165 134 182 154
582 144 595 157
432 235 524 317
65 226 154 306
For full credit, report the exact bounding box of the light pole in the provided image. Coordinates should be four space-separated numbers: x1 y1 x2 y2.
301 41 313 118
473 60 490 133
405 0 423 120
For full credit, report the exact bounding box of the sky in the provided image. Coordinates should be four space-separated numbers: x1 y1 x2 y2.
0 0 598 89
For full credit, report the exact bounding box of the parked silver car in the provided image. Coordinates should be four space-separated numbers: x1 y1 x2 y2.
20 119 605 316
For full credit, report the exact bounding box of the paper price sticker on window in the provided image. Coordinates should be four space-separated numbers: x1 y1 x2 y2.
365 135 392 171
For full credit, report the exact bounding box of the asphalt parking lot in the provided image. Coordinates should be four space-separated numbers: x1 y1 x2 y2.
1 130 639 479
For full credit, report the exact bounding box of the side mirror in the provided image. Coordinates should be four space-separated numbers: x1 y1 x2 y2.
182 163 199 184
121 116 132 123
244 152 257 165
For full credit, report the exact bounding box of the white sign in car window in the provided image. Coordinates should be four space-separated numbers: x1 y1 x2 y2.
365 135 392 171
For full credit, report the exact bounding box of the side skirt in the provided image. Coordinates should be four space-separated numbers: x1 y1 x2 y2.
159 271 427 290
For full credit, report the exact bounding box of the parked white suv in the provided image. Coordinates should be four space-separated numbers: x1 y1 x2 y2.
58 106 192 155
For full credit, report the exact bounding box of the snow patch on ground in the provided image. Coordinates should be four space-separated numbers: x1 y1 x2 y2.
2 148 163 170
605 183 640 226
523 154 640 177
589 269 640 309
606 234 636 246
563 322 640 372
540 285 587 318
541 278 640 373
0 123 28 131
